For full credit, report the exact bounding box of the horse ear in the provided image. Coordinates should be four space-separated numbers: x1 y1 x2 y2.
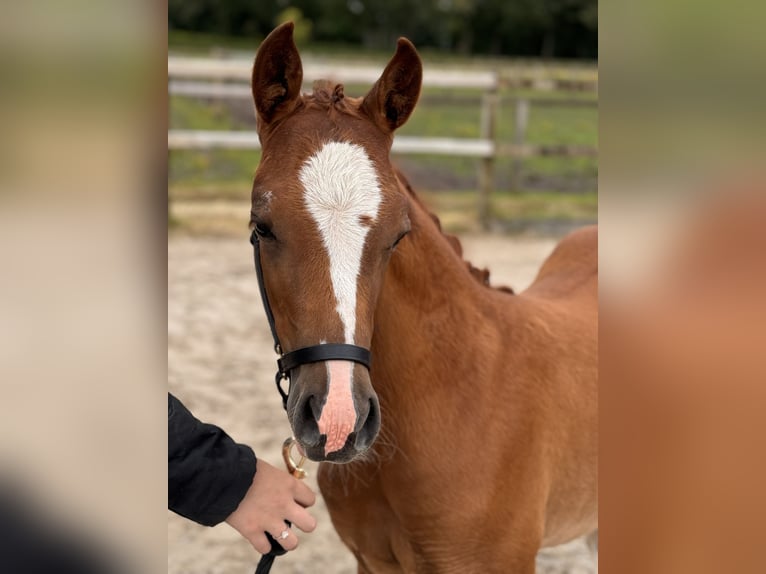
362 38 422 133
252 22 303 127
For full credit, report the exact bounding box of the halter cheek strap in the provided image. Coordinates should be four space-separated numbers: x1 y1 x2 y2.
250 230 372 410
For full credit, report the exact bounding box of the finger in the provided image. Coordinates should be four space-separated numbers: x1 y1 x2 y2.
286 505 317 533
270 525 298 551
293 480 316 507
248 532 272 555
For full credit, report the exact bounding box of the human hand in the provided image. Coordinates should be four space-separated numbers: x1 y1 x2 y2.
225 458 317 554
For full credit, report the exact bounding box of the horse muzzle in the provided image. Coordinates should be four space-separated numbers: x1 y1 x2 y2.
287 363 380 462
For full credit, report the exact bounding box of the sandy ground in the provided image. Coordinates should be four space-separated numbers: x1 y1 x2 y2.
168 232 597 573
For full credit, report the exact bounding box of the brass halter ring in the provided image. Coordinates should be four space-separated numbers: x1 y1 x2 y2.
282 436 308 479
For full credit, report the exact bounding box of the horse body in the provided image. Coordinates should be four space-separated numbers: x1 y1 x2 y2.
318 181 597 572
250 23 597 573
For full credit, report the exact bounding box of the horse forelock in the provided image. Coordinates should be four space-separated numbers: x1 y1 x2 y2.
304 80 364 118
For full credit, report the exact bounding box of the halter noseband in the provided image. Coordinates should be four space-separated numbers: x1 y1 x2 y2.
250 230 372 410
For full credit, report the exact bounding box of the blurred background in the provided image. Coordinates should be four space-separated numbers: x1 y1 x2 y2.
168 0 598 235
3 0 763 572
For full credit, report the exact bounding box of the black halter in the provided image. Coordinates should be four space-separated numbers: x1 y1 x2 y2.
249 230 372 410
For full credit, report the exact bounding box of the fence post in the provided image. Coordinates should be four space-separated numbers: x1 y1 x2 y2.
510 98 530 193
477 76 499 231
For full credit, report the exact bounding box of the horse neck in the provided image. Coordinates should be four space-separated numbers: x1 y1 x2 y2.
371 188 490 407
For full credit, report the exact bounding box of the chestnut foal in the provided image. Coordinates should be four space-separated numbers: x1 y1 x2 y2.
250 23 597 573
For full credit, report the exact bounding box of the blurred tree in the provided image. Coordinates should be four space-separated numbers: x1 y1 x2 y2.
275 7 313 44
296 0 365 44
167 0 597 59
168 0 278 38
442 0 481 54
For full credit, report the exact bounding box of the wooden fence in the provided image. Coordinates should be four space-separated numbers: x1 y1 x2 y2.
168 56 597 229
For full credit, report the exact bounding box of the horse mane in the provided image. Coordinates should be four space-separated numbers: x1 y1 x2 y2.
394 168 515 295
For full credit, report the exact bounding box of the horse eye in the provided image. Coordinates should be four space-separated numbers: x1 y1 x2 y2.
254 222 275 240
391 230 409 251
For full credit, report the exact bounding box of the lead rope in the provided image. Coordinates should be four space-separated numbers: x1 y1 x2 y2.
254 438 308 574
253 541 284 574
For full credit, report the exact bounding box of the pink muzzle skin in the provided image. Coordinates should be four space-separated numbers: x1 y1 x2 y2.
316 360 357 455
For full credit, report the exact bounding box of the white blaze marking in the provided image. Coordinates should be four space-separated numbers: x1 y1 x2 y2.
300 141 382 454
300 141 382 343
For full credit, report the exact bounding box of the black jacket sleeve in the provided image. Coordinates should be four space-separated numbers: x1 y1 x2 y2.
168 393 256 526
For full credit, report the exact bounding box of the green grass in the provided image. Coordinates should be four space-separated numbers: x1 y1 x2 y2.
171 96 240 130
170 149 259 185
170 95 261 184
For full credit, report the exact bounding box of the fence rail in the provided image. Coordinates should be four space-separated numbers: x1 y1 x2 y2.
168 79 597 109
168 130 496 157
168 56 597 229
167 56 596 91
170 57 498 89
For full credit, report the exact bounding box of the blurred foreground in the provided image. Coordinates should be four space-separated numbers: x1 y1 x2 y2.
1 2 765 574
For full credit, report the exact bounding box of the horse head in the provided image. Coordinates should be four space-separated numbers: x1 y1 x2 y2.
250 22 422 463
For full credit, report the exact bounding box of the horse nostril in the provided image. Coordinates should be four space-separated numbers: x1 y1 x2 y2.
293 393 321 446
355 397 381 450
367 397 379 426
